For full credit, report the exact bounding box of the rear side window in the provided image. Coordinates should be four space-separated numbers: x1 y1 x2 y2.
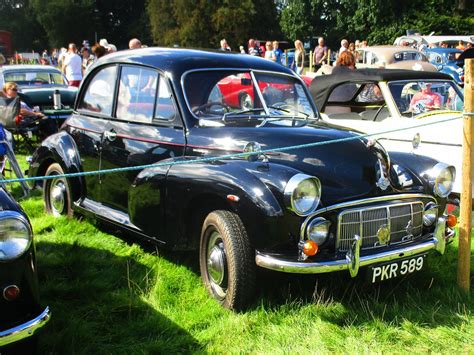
117 66 158 123
78 66 117 115
154 76 177 121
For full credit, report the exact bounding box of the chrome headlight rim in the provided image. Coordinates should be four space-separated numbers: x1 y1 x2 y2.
284 174 322 216
306 217 331 245
423 202 438 227
0 211 33 262
424 163 456 198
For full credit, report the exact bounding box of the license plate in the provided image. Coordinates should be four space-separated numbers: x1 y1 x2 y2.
370 254 426 283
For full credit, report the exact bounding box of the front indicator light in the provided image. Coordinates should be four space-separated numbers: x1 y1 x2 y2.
446 214 457 228
3 285 20 301
303 240 318 256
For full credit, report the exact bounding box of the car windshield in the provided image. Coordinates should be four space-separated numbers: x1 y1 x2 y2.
388 80 463 117
393 51 426 62
183 70 316 124
4 70 67 86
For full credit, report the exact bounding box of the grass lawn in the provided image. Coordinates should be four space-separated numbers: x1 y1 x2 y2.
6 152 474 353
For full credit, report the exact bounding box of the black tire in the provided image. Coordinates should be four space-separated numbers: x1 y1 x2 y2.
43 163 73 218
199 210 255 310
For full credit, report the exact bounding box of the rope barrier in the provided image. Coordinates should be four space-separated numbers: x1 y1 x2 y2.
0 114 465 185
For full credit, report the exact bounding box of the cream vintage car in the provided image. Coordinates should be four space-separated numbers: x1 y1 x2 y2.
310 69 468 200
355 46 437 71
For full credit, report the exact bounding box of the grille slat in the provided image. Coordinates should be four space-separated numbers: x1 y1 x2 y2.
337 202 424 252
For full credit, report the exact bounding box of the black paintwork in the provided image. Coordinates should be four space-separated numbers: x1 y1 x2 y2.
0 189 41 336
29 48 444 255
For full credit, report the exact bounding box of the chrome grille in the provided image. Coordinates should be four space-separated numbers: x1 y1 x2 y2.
337 202 423 252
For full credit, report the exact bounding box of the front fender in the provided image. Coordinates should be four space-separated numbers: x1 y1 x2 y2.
389 151 449 204
129 158 304 250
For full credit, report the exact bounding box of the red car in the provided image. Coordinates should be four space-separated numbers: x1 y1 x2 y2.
216 72 313 110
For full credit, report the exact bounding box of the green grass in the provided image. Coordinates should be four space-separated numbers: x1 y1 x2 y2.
7 151 474 353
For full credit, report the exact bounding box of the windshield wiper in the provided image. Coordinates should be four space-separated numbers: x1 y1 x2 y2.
267 105 310 118
222 108 266 122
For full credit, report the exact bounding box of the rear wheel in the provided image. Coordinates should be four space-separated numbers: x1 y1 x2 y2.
239 93 253 110
199 210 255 310
43 163 73 217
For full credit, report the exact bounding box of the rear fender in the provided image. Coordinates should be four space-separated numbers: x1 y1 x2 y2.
29 131 84 200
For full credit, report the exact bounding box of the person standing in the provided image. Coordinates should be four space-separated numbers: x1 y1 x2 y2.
272 41 283 64
81 47 95 74
294 40 305 75
312 37 328 70
339 39 349 56
129 38 142 49
219 39 231 52
62 43 83 87
264 41 276 61
248 39 261 56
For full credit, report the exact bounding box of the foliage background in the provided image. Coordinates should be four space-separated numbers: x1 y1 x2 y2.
0 0 473 51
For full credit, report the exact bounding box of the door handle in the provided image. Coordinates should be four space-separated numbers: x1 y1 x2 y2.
104 129 117 142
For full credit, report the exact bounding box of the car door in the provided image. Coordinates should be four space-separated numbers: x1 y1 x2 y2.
99 65 186 216
72 64 118 203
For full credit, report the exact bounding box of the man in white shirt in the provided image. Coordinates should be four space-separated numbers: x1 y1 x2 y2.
62 43 83 87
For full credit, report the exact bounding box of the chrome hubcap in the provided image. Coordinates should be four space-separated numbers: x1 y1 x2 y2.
241 94 253 110
207 231 227 298
50 179 66 215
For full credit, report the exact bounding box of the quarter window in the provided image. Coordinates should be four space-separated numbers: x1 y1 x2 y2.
117 66 158 123
155 76 177 121
78 66 117 115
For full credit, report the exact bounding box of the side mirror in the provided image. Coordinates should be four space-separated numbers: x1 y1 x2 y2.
241 78 252 86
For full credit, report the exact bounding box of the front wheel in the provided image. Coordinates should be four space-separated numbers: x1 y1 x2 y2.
43 163 73 217
199 210 255 310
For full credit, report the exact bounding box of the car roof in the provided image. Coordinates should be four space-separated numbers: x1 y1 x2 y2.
359 46 421 54
425 47 462 54
310 69 452 110
1 64 61 72
95 47 294 77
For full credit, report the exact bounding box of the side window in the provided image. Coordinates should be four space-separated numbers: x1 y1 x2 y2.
117 66 158 123
328 83 360 103
154 76 177 121
78 66 117 115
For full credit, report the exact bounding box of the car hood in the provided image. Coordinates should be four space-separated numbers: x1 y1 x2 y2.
19 86 78 108
189 121 392 206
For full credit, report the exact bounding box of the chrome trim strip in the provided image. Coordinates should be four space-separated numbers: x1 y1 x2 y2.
256 236 440 274
299 193 436 241
0 307 51 346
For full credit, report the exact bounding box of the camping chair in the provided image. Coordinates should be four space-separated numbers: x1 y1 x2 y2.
0 96 30 197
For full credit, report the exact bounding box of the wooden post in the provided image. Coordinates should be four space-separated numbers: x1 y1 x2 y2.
327 49 331 66
284 49 288 67
309 50 313 72
458 58 473 293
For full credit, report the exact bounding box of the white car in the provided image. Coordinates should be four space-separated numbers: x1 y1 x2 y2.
310 69 467 199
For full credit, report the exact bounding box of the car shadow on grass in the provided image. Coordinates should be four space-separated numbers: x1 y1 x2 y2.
35 240 201 354
89 223 472 328
253 244 472 327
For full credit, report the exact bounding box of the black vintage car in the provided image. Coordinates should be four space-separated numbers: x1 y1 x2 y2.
29 48 456 310
0 186 50 350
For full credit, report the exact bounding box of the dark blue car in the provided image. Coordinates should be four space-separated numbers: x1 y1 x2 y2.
425 48 464 86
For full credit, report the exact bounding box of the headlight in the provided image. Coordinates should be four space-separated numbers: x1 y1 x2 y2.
284 174 321 216
306 217 331 245
0 212 32 261
424 163 456 198
423 202 438 226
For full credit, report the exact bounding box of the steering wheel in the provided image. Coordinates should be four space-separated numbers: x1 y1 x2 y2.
193 101 230 114
372 103 387 122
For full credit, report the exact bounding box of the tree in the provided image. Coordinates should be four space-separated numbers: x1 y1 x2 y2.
146 0 281 49
0 0 47 51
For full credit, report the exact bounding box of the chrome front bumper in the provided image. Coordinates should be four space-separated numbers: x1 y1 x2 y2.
256 216 453 276
0 307 51 347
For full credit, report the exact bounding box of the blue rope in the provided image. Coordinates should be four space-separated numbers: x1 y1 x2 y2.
1 114 463 185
